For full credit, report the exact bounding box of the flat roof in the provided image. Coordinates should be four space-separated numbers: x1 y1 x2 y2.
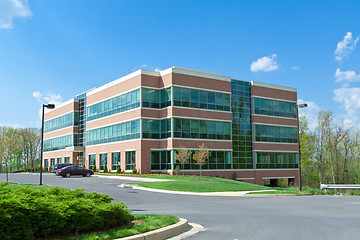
86 66 232 96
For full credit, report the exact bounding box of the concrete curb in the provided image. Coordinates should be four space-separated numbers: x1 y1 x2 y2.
93 174 173 182
119 184 275 196
245 193 313 197
116 218 189 240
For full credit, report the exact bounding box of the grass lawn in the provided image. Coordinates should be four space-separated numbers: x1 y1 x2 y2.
61 214 179 240
246 186 360 195
247 187 303 195
128 175 270 192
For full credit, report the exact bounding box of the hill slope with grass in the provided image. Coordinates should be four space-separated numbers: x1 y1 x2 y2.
131 175 270 192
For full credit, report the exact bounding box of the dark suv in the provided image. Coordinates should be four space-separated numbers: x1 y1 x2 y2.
52 163 73 173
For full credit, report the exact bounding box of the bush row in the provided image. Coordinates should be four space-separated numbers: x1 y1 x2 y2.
0 182 133 240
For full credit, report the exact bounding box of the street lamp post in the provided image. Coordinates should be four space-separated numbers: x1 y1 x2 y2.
297 103 307 191
40 104 55 185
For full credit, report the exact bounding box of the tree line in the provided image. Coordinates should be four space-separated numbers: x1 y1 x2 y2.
300 111 360 187
0 127 41 173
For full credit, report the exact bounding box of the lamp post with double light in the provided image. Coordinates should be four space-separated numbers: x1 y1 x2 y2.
40 104 55 185
297 103 307 191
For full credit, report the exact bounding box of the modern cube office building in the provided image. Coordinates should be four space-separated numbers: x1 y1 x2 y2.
43 67 299 186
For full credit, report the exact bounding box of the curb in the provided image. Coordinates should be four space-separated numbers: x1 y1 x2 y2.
116 218 189 240
245 193 313 197
119 184 275 196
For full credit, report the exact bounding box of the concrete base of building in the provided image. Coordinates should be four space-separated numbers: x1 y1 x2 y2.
161 169 299 186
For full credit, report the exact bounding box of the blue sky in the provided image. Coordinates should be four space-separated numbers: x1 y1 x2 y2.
1 0 360 130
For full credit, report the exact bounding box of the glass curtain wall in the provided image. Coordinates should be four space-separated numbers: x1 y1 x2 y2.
231 79 253 169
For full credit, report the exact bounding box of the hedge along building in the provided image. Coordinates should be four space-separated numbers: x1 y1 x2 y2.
42 67 299 186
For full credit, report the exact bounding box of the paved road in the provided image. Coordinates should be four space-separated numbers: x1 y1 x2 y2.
1 173 360 240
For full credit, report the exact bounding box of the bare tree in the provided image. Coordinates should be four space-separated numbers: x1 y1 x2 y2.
175 146 191 176
192 143 211 179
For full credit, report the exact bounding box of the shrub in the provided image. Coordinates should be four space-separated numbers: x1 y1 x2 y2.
92 165 97 172
132 164 137 174
232 172 237 180
117 165 121 173
0 182 133 240
175 165 180 175
103 165 108 173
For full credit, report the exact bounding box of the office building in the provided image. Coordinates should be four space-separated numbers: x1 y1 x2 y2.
43 67 299 185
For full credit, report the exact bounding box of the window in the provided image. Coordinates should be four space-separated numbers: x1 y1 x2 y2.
255 124 297 143
173 87 230 111
173 150 232 170
87 89 140 121
142 119 171 139
57 157 62 164
255 152 298 169
50 158 55 168
126 151 136 170
44 134 78 152
112 152 121 171
44 159 49 169
254 97 297 118
89 154 96 170
64 156 70 163
86 119 141 146
44 112 77 133
173 118 231 140
142 87 171 108
151 151 171 170
100 153 107 171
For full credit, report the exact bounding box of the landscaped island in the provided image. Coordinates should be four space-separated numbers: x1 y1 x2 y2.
0 182 179 240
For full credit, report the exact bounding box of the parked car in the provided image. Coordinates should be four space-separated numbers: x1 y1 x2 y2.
56 166 94 178
52 163 73 173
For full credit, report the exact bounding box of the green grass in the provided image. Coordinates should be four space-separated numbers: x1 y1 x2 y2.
247 187 303 195
246 186 359 195
129 175 270 192
61 214 179 240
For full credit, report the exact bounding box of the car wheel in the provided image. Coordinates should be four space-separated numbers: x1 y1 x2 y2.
65 173 71 178
86 172 91 177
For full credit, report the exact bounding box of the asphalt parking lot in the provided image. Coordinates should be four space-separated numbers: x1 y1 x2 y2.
1 173 360 240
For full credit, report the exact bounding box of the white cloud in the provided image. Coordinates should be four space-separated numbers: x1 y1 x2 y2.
154 68 162 72
333 87 360 129
250 54 279 72
297 99 321 131
335 68 360 84
0 0 32 29
32 91 42 100
0 123 24 128
32 91 63 119
291 65 300 70
334 32 359 62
